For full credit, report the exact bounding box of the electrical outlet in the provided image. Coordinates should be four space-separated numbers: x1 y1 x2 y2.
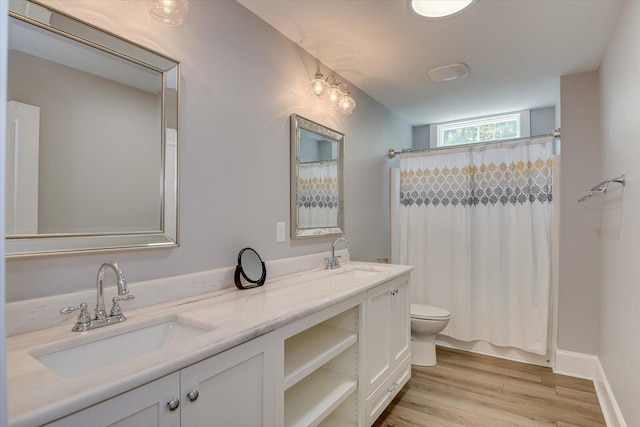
276 222 286 242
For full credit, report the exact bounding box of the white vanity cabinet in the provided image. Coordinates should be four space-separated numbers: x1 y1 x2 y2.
180 332 276 426
364 275 411 425
280 295 364 427
24 267 414 427
45 332 276 427
45 372 181 427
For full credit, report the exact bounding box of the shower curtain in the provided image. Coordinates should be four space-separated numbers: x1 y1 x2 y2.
399 137 553 354
296 161 338 228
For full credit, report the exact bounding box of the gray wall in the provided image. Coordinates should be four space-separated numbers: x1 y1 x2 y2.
558 72 602 356
5 0 410 301
412 124 430 149
599 1 640 424
530 107 556 137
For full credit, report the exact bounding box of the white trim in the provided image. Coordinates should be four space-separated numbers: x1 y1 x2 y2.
0 0 9 424
554 350 628 426
390 167 400 265
554 349 597 379
554 350 627 426
550 155 561 369
594 358 627 427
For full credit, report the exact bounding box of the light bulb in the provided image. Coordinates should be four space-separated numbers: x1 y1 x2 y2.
307 72 328 98
337 92 356 115
162 0 176 13
325 83 343 107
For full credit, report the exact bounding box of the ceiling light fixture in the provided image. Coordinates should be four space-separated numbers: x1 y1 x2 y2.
410 0 476 18
428 63 470 82
307 71 357 115
149 0 189 26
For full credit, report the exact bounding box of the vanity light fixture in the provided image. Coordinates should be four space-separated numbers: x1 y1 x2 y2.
410 0 476 18
307 71 357 115
149 0 189 26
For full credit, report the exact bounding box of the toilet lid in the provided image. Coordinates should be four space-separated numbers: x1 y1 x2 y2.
411 303 451 320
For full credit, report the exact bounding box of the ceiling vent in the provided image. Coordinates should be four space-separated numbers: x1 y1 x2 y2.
428 63 470 83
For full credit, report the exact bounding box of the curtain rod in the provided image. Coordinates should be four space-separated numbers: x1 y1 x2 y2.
299 159 336 165
387 128 561 159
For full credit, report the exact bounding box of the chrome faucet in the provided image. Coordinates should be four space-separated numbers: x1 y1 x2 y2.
96 262 130 320
326 237 352 269
61 262 135 332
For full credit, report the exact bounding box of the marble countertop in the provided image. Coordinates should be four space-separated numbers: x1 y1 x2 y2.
7 261 412 427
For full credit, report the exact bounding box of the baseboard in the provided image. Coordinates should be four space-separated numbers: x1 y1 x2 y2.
554 349 627 427
594 358 627 427
554 349 597 379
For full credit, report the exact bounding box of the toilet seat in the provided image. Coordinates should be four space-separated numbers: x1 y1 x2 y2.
411 303 450 320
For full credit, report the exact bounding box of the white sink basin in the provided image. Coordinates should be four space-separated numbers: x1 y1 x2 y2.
338 267 388 278
31 318 210 377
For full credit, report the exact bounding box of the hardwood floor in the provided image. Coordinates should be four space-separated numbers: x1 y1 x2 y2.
373 347 606 427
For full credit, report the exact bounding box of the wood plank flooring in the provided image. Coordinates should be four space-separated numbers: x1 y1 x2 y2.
373 347 606 427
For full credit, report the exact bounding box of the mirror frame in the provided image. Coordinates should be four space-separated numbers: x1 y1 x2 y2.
6 0 180 258
290 114 344 239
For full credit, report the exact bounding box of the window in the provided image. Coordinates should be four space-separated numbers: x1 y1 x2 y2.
437 113 521 147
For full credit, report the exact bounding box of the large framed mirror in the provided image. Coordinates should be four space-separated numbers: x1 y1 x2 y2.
6 0 180 257
290 114 344 239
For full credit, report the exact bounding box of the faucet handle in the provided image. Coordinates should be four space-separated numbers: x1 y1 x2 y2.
324 256 342 270
60 302 87 313
60 302 91 326
110 294 135 317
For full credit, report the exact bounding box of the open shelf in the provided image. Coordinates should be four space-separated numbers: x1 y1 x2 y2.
316 393 358 427
317 414 357 427
285 324 357 390
284 368 357 427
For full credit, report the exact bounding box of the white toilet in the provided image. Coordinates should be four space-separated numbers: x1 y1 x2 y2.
410 303 451 366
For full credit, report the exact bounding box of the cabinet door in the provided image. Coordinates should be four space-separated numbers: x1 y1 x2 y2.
45 373 180 427
365 282 392 396
389 278 410 367
180 333 276 427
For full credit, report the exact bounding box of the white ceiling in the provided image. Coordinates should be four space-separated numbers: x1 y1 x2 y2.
237 0 624 126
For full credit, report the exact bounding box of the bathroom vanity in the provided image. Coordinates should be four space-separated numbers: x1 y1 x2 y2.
6 262 412 427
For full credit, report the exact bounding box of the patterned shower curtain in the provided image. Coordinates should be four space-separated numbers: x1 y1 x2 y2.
399 137 553 355
296 161 338 229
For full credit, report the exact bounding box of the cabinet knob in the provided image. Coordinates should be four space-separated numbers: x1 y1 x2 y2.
187 389 199 402
167 398 180 411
